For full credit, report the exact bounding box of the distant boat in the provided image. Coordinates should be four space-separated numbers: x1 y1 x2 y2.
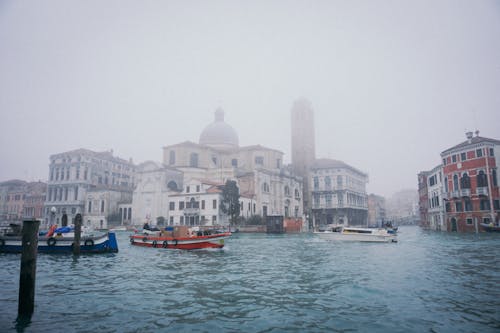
0 225 119 254
481 223 500 232
109 226 127 232
314 226 397 243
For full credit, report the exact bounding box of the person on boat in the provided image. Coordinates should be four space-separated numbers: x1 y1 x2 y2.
143 222 151 230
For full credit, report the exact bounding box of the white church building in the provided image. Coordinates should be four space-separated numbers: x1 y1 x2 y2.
131 108 303 227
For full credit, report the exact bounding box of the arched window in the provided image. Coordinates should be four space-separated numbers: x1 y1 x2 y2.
169 151 176 165
477 170 488 187
284 185 290 196
453 174 459 191
294 189 300 199
460 173 470 189
167 181 178 191
325 176 331 189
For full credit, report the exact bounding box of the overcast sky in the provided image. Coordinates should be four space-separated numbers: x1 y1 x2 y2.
0 0 499 197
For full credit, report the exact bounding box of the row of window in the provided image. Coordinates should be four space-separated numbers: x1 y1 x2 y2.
443 147 494 165
169 199 218 211
47 187 79 202
168 151 281 169
445 199 500 212
1 194 26 201
445 169 497 192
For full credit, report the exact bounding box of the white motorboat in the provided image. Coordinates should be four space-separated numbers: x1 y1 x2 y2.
314 226 397 243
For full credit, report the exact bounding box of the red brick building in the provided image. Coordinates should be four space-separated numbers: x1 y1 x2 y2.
440 132 500 232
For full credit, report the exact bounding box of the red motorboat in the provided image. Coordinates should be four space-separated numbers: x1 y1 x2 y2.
130 226 231 250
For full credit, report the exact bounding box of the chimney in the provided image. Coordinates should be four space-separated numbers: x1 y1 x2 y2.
466 131 473 143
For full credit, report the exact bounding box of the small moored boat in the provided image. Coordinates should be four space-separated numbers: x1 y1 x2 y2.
0 225 118 254
314 226 397 243
481 223 500 232
130 226 231 250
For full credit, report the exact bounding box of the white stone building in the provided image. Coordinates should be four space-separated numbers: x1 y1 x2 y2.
427 164 446 231
131 108 303 227
310 158 369 227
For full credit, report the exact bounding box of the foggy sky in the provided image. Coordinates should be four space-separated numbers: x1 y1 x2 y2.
1 0 499 198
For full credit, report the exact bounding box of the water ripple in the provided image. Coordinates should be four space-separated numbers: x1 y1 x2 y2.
0 227 499 332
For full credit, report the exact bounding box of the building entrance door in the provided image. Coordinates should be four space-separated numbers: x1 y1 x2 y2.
451 218 457 232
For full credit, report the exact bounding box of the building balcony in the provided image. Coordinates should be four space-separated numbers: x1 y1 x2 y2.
450 190 460 198
183 208 200 215
476 187 488 196
460 189 471 197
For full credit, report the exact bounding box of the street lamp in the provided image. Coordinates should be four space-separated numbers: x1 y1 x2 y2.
50 206 56 227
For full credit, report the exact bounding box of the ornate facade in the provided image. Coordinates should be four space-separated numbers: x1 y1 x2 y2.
310 158 369 227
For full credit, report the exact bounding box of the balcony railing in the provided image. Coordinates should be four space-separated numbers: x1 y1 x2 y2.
183 208 200 215
450 190 460 198
476 187 488 196
460 189 471 197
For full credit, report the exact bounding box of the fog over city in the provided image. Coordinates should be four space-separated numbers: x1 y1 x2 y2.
1 0 499 197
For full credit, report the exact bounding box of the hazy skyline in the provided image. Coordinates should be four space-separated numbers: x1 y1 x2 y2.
1 0 499 197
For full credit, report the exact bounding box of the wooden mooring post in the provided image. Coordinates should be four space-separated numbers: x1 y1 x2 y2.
73 213 82 255
18 219 40 317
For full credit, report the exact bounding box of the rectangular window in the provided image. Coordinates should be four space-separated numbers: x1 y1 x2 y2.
461 152 466 161
255 156 264 165
201 200 205 209
179 202 184 210
64 188 68 201
180 216 184 225
442 158 446 166
480 199 490 211
494 200 500 210
464 199 472 212
213 199 217 209
196 185 200 192
476 149 483 157
212 215 217 223
88 201 92 213
490 148 494 156
186 186 190 193
466 218 473 225
455 202 463 212
253 203 256 213
74 187 78 201
170 216 174 225
101 200 105 213
452 155 457 163
169 202 175 210
231 159 238 167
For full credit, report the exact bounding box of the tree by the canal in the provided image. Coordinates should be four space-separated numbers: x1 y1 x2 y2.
220 180 240 226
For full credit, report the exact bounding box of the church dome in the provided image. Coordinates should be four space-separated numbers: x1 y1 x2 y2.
199 108 239 149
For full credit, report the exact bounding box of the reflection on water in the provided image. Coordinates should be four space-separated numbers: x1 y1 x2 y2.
1 227 499 332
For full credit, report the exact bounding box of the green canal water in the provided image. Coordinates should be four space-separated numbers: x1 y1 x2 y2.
0 226 499 332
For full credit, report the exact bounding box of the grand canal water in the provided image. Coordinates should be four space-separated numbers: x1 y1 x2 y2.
0 226 498 332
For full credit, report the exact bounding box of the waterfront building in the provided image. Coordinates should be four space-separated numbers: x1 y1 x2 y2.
22 181 47 220
440 131 500 232
83 189 133 229
0 180 47 222
290 98 316 214
427 165 446 231
310 158 368 227
162 109 303 223
367 194 386 227
44 149 135 227
131 161 183 226
417 171 430 229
